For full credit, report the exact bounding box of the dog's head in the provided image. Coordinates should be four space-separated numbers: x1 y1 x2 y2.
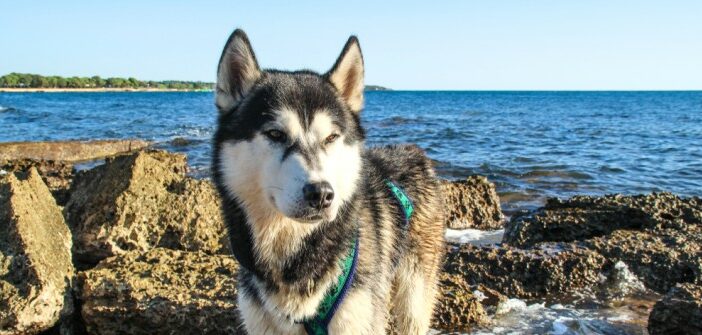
213 29 365 224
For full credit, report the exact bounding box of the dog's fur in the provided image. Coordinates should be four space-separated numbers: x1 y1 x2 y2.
212 29 445 334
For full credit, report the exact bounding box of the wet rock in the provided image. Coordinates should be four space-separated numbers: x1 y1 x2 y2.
599 261 646 300
443 243 608 299
432 272 487 331
64 150 230 267
648 283 702 335
585 227 702 293
504 193 702 248
0 159 75 205
169 137 196 147
76 248 243 335
0 140 150 162
474 284 508 308
0 168 74 334
440 176 504 230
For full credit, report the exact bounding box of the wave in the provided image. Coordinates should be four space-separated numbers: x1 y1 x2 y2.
377 116 416 127
520 169 593 180
0 106 17 113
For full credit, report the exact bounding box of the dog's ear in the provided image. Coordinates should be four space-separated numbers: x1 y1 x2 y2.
326 36 364 113
216 29 262 112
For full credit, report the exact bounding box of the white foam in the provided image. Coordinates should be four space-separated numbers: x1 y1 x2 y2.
606 314 632 322
607 261 646 297
445 228 504 245
473 289 487 302
477 299 647 335
495 298 528 315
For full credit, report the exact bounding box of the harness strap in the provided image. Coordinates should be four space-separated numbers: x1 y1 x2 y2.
385 180 414 224
302 236 359 335
301 180 413 335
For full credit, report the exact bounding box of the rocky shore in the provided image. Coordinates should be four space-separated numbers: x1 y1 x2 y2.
1 142 700 334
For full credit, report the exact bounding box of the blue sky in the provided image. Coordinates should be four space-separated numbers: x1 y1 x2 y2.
1 1 701 90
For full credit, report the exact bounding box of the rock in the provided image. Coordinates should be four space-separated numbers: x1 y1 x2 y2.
432 272 487 331
585 227 702 293
77 248 243 335
0 168 74 334
0 159 75 205
504 193 702 248
64 150 230 267
0 140 150 162
502 193 702 294
443 243 608 299
474 284 508 308
648 283 702 335
440 176 504 230
599 261 646 300
170 137 196 147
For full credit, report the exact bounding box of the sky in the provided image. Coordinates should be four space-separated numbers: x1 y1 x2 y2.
1 1 701 90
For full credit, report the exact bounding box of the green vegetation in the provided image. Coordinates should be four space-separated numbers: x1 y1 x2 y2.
0 73 213 90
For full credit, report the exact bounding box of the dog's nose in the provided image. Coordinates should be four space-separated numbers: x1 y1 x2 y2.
303 182 334 210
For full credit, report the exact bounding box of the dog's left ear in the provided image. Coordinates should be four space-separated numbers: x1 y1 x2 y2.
326 36 364 113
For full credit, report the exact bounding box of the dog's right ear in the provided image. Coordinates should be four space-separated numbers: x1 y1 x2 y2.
215 29 262 112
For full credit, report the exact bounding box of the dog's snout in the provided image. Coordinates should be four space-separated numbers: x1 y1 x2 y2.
303 182 334 210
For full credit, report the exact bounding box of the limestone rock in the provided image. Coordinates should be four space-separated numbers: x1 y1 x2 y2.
504 193 702 248
585 227 702 293
473 284 508 308
64 150 230 267
0 168 74 334
502 193 702 294
440 176 504 230
443 243 608 299
0 140 150 162
432 272 487 331
76 248 243 335
648 283 702 335
0 159 75 205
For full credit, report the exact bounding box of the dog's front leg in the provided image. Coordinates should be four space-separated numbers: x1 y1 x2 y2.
327 289 383 335
238 291 306 335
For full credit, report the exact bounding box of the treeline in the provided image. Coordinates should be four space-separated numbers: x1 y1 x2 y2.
365 85 391 91
0 73 213 90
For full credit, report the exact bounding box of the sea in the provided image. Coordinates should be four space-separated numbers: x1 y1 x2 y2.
2 90 700 334
2 91 701 215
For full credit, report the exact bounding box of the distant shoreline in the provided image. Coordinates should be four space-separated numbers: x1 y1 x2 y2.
0 88 213 93
0 87 392 93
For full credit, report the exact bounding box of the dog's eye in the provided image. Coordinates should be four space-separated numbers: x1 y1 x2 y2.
324 134 340 145
264 130 287 143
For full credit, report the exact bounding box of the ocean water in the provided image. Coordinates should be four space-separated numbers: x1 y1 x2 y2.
1 91 701 213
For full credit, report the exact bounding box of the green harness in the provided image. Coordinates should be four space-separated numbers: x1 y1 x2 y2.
301 180 414 335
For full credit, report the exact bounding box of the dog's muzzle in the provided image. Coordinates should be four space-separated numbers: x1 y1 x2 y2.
303 181 334 210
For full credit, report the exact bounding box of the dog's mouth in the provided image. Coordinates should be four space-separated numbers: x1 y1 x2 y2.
269 194 334 224
292 213 324 224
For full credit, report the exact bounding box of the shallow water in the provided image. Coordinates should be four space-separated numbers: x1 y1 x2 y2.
2 91 701 212
445 228 504 245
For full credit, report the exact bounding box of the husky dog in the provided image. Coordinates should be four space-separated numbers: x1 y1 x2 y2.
212 29 445 335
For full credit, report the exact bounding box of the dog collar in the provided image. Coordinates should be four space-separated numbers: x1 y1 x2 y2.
302 235 359 335
385 180 414 224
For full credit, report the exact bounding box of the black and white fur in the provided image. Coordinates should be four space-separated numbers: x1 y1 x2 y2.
212 29 445 335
